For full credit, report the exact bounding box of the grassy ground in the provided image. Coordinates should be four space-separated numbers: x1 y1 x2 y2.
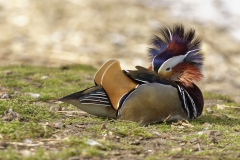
0 65 240 160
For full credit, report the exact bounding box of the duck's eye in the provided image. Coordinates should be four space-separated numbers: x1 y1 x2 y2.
166 67 171 71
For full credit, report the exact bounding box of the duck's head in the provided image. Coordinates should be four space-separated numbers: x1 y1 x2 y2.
148 24 204 87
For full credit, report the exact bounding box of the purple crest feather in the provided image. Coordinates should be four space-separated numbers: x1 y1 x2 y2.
184 49 204 69
148 24 202 61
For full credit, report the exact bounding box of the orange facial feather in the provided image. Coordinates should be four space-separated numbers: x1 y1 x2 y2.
171 63 203 87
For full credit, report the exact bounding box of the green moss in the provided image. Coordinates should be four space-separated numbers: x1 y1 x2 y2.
0 121 53 140
203 92 235 103
0 147 21 160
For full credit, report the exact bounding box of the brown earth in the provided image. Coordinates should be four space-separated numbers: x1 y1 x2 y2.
0 0 239 102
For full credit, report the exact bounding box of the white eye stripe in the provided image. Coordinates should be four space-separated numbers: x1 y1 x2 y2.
158 49 199 74
158 55 185 74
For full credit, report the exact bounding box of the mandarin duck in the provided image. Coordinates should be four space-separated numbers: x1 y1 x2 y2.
60 24 204 125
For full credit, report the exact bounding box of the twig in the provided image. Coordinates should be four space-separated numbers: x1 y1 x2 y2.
197 143 201 151
163 114 172 123
7 142 43 147
56 111 86 113
220 106 240 109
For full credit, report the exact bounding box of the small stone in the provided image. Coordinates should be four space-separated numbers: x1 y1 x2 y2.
129 140 140 145
139 137 144 140
2 109 21 121
145 149 155 154
198 131 203 135
40 76 49 80
171 147 182 152
1 93 11 99
25 93 41 99
23 138 33 144
216 104 225 110
108 131 113 136
54 122 65 129
49 105 61 112
152 131 160 136
86 139 103 147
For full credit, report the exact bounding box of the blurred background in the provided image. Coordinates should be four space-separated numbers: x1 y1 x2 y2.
0 0 239 102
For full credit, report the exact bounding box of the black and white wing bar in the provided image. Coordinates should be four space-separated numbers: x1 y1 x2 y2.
80 87 112 107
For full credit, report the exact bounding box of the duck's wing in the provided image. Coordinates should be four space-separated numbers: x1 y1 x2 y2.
94 60 138 110
123 66 172 85
60 59 138 118
60 85 117 118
